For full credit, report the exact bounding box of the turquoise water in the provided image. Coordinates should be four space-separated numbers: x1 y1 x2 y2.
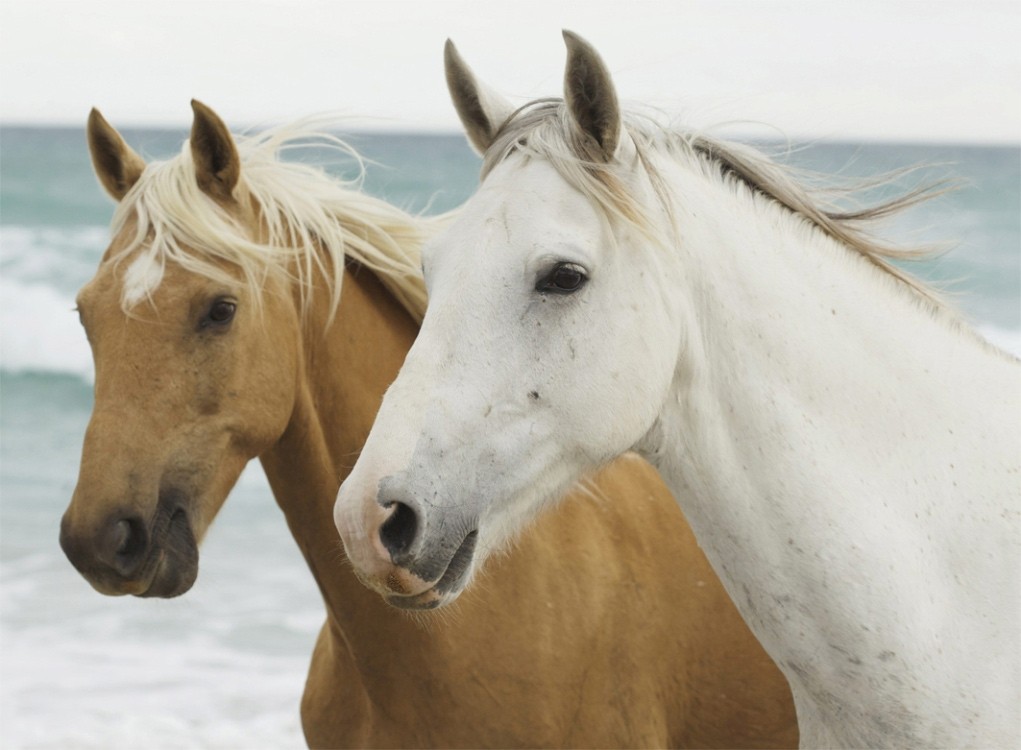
1 126 1018 748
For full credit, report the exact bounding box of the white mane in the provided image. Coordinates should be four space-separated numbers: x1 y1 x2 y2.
482 100 953 311
108 117 447 322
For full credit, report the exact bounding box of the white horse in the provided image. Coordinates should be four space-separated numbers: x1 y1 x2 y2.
334 31 1020 748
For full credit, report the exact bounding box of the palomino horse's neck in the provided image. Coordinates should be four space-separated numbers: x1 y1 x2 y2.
637 159 1020 747
256 259 429 677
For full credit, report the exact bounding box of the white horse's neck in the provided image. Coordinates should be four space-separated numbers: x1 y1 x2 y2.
636 158 1020 748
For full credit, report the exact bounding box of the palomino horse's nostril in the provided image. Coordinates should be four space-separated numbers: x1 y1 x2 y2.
378 501 418 562
102 516 149 577
110 519 131 554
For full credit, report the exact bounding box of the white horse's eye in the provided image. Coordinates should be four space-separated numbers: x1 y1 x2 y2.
537 262 588 294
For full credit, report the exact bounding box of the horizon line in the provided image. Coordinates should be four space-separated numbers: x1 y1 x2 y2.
2 119 1019 148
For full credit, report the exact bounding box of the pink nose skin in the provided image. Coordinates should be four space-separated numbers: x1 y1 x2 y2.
335 489 480 611
354 529 450 609
334 494 434 598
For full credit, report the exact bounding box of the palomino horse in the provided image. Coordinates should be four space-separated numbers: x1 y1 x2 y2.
334 33 1020 749
59 101 797 748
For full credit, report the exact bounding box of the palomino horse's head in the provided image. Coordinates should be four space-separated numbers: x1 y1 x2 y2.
60 102 302 597
334 33 685 608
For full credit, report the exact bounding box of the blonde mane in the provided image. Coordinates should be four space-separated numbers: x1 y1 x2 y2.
109 118 447 323
482 100 951 309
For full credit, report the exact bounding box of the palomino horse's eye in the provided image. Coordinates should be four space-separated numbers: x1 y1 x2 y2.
201 299 237 328
537 263 588 294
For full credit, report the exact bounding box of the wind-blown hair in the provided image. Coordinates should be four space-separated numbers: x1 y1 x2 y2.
108 118 445 322
481 100 952 307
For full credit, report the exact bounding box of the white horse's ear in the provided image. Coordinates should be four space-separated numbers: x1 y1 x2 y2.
190 99 240 201
87 108 146 201
562 30 621 161
445 39 516 156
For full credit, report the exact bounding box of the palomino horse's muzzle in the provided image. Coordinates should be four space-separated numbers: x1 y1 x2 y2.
60 491 198 598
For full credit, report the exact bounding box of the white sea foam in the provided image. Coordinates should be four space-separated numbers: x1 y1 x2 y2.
1 224 105 380
1 625 308 749
0 278 93 380
0 466 321 750
0 225 108 293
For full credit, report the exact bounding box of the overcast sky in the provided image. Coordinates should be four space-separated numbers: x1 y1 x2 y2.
1 0 1018 142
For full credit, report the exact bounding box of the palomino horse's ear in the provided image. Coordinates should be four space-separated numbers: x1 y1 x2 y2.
189 99 240 201
562 30 621 161
87 108 146 201
444 39 516 156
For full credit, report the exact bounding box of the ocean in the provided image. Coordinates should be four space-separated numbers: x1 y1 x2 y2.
1 126 1018 749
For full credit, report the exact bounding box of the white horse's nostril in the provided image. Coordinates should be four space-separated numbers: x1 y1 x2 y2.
378 500 418 561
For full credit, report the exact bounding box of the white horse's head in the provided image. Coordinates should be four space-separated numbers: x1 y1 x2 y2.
334 32 685 608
